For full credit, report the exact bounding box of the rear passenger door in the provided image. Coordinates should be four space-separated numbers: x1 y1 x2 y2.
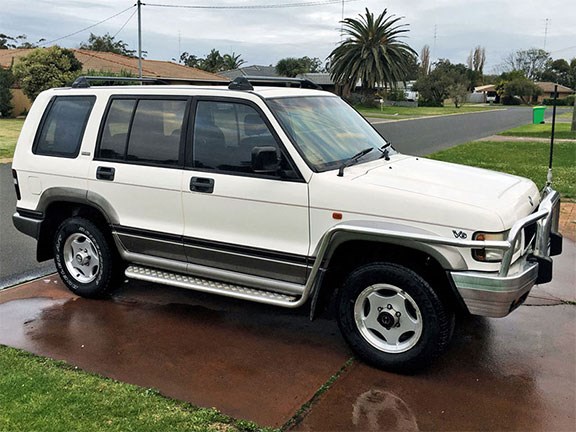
182 98 310 284
88 96 189 262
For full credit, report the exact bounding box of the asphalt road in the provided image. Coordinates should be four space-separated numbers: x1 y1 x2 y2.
370 106 543 155
0 106 562 288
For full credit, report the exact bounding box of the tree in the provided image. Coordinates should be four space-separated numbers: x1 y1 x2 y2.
201 49 225 73
180 49 245 72
413 59 470 106
13 46 83 101
466 46 486 89
0 34 14 49
570 58 576 90
501 48 551 80
328 8 417 93
275 57 321 77
222 52 245 70
419 45 430 76
496 71 541 105
540 58 572 87
467 46 486 75
0 33 44 49
179 52 202 68
79 33 135 57
0 67 14 117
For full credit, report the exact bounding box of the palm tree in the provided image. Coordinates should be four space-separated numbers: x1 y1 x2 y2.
329 8 417 95
222 52 246 71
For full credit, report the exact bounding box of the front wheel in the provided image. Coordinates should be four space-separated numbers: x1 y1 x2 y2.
54 217 121 298
337 262 453 373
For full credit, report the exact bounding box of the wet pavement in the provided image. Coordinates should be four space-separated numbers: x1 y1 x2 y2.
0 240 574 430
293 306 576 431
0 278 350 428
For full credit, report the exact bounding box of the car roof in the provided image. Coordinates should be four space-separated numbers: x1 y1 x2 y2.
49 84 335 100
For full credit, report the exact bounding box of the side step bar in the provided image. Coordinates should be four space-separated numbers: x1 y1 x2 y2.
125 265 300 307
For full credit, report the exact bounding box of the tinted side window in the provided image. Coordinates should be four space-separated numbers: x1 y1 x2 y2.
126 99 186 166
193 101 279 173
34 96 95 157
99 99 136 160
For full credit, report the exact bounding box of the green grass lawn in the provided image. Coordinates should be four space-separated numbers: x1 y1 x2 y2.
0 345 272 432
500 122 576 140
430 140 576 199
356 105 497 119
0 118 24 159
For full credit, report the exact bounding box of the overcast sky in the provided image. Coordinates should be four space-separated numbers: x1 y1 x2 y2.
2 0 575 73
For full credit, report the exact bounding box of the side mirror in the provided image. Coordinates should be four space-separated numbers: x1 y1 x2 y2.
251 146 280 174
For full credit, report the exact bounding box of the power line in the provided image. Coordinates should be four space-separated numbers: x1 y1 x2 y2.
145 0 357 10
113 7 138 39
550 45 576 54
40 5 136 46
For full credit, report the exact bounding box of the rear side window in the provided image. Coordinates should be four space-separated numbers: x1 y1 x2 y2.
127 99 186 166
98 98 187 167
34 96 95 157
99 99 136 160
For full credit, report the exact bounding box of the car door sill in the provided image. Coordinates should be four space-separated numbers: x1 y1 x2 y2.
120 250 306 296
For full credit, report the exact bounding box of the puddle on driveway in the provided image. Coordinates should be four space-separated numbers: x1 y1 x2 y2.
293 306 576 431
0 276 350 427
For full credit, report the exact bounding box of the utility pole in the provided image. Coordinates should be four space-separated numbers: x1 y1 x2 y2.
137 0 142 79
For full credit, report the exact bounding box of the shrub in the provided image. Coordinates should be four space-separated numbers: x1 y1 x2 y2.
501 95 521 105
382 88 406 102
0 67 14 117
418 98 443 107
13 46 83 101
542 95 575 106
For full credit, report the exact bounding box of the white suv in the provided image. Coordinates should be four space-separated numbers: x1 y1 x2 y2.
12 76 563 372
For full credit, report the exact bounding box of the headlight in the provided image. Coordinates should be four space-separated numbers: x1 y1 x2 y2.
472 231 521 262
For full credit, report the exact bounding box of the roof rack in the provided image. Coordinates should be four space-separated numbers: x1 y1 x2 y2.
227 76 322 91
71 76 169 88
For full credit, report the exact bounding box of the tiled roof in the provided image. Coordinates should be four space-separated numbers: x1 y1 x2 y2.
0 48 226 82
218 65 279 79
535 82 574 93
474 84 496 92
297 73 334 86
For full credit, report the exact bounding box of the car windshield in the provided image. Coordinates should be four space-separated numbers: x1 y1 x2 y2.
267 96 393 172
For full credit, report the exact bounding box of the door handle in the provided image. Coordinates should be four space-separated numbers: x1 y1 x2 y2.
96 166 115 181
190 177 214 193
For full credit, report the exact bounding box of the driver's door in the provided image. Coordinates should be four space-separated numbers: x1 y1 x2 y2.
181 98 310 284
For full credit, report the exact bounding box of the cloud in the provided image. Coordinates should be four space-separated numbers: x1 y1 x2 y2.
2 0 575 71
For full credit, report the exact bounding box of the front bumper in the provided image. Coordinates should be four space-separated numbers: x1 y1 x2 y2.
450 261 538 317
450 187 562 318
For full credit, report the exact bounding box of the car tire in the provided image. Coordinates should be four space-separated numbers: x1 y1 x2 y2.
54 217 121 298
337 262 453 373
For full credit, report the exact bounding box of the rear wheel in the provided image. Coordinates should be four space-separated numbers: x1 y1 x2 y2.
54 217 121 298
337 262 453 372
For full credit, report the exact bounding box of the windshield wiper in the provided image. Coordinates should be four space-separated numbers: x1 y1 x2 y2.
337 147 374 177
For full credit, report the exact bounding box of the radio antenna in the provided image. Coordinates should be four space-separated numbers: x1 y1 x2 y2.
546 84 558 186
